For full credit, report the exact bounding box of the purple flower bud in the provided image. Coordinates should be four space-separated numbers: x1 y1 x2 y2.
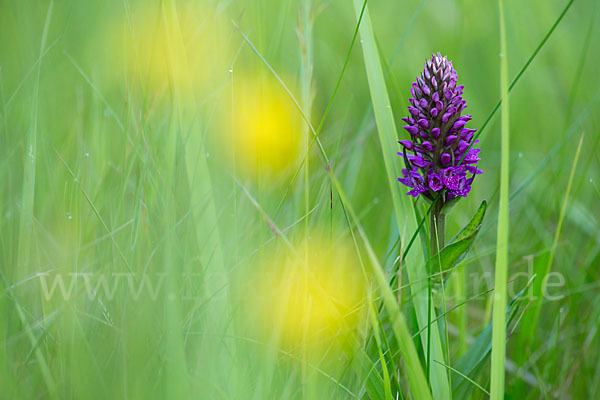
450 120 467 133
418 119 429 128
431 128 441 138
445 135 458 146
460 128 476 142
398 140 414 150
441 153 452 165
421 141 434 152
403 125 419 135
409 107 420 117
442 113 452 124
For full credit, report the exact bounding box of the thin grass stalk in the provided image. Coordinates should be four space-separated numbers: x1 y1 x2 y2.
490 0 510 397
300 0 313 238
299 1 314 392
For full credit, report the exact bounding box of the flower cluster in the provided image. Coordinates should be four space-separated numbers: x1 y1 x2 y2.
397 53 481 204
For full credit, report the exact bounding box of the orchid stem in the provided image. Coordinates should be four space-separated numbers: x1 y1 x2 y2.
427 198 445 383
430 199 445 258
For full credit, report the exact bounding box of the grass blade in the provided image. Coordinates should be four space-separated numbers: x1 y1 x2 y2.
490 0 510 398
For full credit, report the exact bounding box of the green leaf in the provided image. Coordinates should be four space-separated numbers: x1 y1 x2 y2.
452 200 488 243
429 200 487 278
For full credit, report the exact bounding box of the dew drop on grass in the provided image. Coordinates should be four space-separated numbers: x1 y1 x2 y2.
518 152 523 158
85 152 90 157
66 211 72 220
206 152 210 158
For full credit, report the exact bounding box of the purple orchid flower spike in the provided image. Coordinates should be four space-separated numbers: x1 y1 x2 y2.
397 52 482 209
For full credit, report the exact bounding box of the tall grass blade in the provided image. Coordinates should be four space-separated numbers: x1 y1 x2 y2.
490 0 510 397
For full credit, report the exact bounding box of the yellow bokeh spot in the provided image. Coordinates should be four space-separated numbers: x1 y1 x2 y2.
243 234 367 355
231 78 303 178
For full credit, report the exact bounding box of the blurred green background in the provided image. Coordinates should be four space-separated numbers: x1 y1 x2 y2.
1 0 599 398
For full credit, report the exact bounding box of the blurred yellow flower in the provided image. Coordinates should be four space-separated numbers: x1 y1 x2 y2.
243 233 367 354
230 78 303 178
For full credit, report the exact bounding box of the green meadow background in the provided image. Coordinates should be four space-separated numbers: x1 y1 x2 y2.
1 0 599 399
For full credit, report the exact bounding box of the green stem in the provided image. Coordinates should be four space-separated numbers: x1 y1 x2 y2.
491 0 510 397
427 198 445 383
429 202 446 258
